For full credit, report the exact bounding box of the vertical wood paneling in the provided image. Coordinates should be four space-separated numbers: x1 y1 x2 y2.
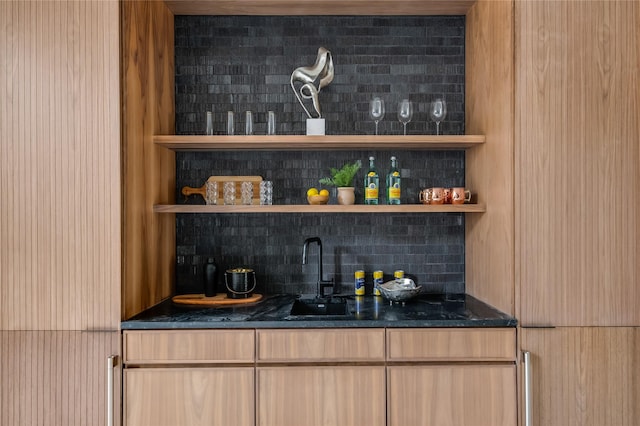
0 0 120 330
121 0 175 319
0 330 120 426
464 0 515 315
521 328 640 426
517 1 640 326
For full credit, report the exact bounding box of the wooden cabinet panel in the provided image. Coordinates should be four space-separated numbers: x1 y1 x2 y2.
256 366 385 426
387 328 515 361
257 328 385 362
0 0 120 331
124 329 255 363
387 365 516 426
1 331 120 426
124 367 254 426
521 327 640 426
516 0 640 326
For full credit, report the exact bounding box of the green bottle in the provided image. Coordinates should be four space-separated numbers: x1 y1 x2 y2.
386 156 401 204
364 156 379 205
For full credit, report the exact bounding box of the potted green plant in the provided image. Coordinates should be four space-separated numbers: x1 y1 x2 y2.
319 160 361 205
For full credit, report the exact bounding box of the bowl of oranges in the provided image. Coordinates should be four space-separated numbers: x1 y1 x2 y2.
307 188 330 205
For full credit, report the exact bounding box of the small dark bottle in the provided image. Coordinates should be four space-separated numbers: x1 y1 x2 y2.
204 257 217 297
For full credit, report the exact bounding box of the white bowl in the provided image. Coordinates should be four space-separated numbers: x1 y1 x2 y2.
377 278 422 303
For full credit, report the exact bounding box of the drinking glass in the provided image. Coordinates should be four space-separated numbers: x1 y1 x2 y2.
260 181 273 205
205 111 214 135
267 111 276 135
241 181 253 205
205 180 218 205
245 111 254 135
429 98 447 135
227 111 235 135
397 99 413 135
369 97 385 135
223 182 236 205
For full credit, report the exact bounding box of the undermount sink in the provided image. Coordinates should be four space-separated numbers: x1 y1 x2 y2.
290 298 349 316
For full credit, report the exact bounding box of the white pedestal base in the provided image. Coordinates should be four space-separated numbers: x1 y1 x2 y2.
306 118 326 135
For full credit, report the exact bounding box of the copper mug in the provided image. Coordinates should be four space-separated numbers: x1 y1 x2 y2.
451 187 471 204
419 187 445 205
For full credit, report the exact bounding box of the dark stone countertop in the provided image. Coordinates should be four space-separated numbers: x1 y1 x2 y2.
121 293 517 329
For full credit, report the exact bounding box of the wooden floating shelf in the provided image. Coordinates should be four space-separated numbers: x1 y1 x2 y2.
154 135 485 151
154 203 486 214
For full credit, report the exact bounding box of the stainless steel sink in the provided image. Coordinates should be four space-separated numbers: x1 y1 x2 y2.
290 298 349 316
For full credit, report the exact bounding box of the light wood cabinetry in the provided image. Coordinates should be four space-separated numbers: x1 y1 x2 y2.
123 330 255 426
257 366 386 426
521 328 640 426
125 368 254 426
515 1 640 425
386 328 517 426
0 0 121 424
388 365 516 426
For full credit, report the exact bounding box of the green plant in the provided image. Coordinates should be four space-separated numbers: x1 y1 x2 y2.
319 160 362 187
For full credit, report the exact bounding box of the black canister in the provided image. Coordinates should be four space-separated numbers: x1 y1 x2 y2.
203 257 217 297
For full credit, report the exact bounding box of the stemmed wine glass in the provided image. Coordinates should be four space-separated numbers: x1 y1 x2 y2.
429 98 447 135
369 97 385 135
397 99 413 135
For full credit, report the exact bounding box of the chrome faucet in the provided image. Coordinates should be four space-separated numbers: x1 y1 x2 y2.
302 237 334 297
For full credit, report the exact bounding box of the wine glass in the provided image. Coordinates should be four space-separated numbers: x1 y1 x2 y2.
369 97 385 135
429 98 447 135
397 99 413 135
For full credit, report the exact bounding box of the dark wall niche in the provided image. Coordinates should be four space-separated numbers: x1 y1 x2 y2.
174 15 466 296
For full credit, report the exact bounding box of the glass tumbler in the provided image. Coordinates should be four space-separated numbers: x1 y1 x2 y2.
260 181 273 205
223 181 236 205
205 180 218 205
245 111 254 135
267 111 276 135
205 111 214 135
227 111 235 135
241 181 253 205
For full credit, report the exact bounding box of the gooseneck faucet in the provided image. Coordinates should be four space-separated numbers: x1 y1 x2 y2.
302 237 334 297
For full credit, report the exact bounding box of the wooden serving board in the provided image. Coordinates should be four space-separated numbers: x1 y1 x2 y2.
181 175 263 205
172 293 263 306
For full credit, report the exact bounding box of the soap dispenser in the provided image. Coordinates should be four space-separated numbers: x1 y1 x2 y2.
204 257 218 297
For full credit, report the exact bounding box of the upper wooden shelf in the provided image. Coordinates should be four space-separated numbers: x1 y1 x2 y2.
154 135 485 151
154 203 486 214
163 0 476 16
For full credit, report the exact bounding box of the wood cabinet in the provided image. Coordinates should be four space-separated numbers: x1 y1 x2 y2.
386 328 517 426
515 1 640 425
123 330 255 426
521 328 640 426
0 1 121 424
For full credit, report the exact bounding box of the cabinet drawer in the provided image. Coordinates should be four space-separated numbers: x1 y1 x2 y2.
257 328 385 362
386 328 515 361
123 329 255 364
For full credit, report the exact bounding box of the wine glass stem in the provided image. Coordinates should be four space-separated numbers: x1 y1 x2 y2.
403 123 407 136
436 122 440 136
375 121 379 136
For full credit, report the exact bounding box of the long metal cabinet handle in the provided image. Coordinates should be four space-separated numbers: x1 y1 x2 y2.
107 355 117 426
523 351 532 426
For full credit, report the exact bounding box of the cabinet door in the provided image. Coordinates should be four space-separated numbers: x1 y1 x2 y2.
1 331 120 426
256 366 385 426
521 327 640 426
387 365 516 426
124 367 254 426
516 0 640 326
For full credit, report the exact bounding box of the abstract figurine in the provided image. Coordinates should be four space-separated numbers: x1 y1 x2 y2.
290 47 334 119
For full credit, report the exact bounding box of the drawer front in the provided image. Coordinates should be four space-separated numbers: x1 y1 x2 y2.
257 328 385 362
386 328 516 361
123 329 255 364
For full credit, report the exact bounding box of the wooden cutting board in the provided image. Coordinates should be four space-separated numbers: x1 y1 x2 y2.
172 293 263 306
181 176 263 205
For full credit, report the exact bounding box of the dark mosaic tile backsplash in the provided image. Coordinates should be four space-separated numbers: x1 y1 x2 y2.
174 16 467 295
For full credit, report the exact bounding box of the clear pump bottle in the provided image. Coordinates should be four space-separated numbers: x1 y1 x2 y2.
364 156 380 205
386 156 401 204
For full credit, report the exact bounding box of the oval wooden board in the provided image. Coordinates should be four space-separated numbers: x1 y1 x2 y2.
172 293 263 306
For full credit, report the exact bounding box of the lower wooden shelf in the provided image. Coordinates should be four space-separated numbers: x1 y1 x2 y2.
153 203 486 214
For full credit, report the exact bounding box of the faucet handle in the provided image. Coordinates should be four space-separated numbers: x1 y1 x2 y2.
319 278 335 297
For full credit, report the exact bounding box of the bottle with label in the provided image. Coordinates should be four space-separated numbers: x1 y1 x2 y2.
386 156 401 204
364 156 379 205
